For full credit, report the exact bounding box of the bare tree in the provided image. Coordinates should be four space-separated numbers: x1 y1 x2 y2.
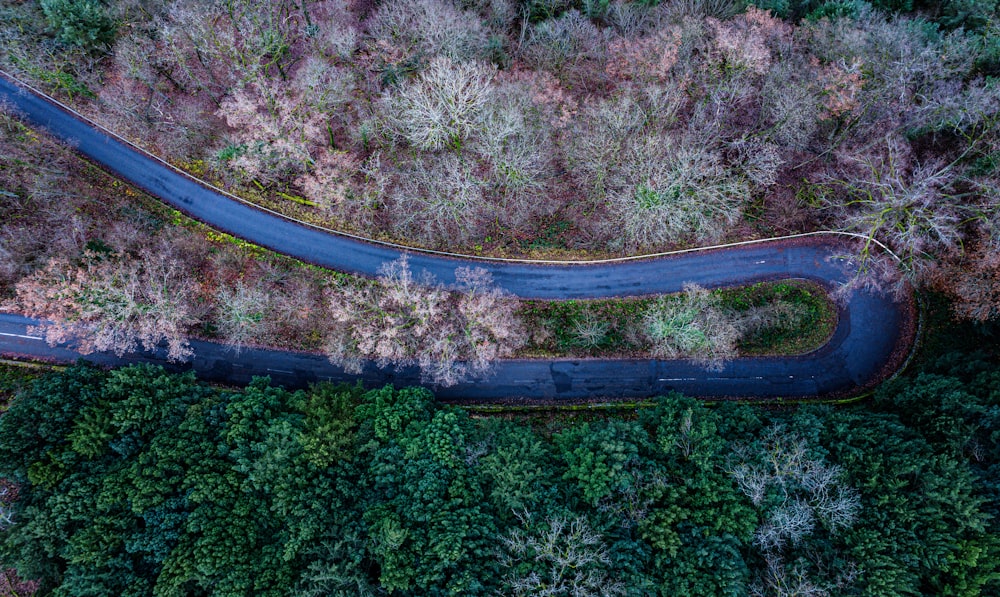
498 511 626 597
323 257 523 386
366 0 491 63
292 56 355 113
448 266 525 382
932 250 1000 322
643 283 742 371
296 149 362 212
731 136 784 188
729 426 861 553
215 280 273 353
607 134 746 247
160 0 303 97
0 566 39 597
750 554 832 597
308 0 359 60
521 9 610 76
819 136 994 281
388 152 487 246
15 249 199 361
381 57 496 152
761 66 822 152
662 0 740 20
564 90 647 197
0 480 16 531
215 75 328 184
474 81 556 198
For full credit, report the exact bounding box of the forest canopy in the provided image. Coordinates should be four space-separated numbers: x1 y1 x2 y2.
0 359 997 596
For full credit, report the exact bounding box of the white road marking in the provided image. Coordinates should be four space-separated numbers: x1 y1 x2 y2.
755 260 766 264
0 332 43 340
658 378 697 381
266 368 293 374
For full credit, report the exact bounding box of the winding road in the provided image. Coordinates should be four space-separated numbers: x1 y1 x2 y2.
0 74 913 400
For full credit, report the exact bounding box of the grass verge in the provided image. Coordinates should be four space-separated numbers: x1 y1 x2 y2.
517 279 838 359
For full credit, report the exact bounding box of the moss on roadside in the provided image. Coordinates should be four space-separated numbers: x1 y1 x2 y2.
0 361 48 413
729 280 837 356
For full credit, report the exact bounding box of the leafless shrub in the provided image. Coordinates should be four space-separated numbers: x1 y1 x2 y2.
597 468 668 529
641 84 686 129
325 258 444 374
686 68 758 146
571 313 610 350
267 274 325 348
477 0 521 32
738 300 809 339
605 27 683 86
706 9 774 75
0 241 15 285
100 33 181 151
755 498 816 552
0 129 91 284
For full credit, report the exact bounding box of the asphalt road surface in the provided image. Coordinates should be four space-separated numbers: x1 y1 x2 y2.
0 75 912 400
